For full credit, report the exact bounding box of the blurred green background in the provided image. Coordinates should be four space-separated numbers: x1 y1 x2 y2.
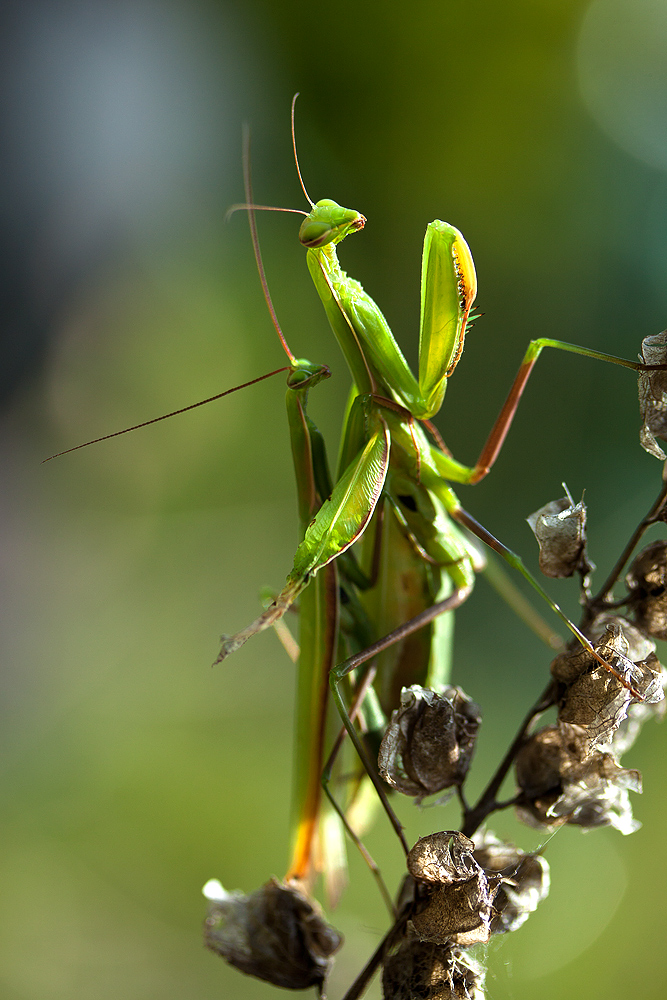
2 0 667 997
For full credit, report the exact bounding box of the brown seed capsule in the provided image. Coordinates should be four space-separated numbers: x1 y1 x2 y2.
551 615 656 686
407 832 479 886
514 723 642 834
550 623 664 750
473 833 550 935
586 613 656 663
406 833 497 947
612 651 667 756
378 686 481 801
550 642 594 685
382 936 485 1000
202 878 342 994
410 875 495 947
514 724 589 799
527 495 594 579
638 330 667 460
626 540 667 640
555 625 634 747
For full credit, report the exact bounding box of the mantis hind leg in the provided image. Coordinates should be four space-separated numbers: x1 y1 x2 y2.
451 505 641 694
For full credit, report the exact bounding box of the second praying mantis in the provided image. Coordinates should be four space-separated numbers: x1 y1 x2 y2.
210 101 660 921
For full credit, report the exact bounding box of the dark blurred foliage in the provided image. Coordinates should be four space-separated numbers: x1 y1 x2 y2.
1 1 666 998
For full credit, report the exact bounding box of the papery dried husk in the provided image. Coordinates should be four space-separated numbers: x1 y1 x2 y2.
203 878 342 994
407 832 479 885
382 936 485 999
527 495 593 579
410 875 495 947
473 833 550 934
378 686 481 801
406 833 497 947
638 331 667 460
551 624 664 750
514 723 642 834
626 540 667 640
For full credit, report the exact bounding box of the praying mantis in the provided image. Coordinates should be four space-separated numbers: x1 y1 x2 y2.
47 100 664 997
209 100 659 935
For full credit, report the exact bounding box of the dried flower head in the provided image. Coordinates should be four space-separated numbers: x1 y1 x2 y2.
378 685 481 801
472 833 550 935
638 330 667 460
612 656 667 756
382 936 485 1000
202 878 342 994
626 540 667 640
552 624 664 749
407 832 480 885
406 833 497 946
515 724 642 834
586 614 656 663
410 877 495 948
527 494 594 580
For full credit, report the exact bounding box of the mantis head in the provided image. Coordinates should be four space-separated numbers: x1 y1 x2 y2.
286 361 332 391
298 199 366 249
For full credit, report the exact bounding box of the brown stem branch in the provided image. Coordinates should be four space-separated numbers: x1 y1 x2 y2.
461 681 556 838
587 479 667 614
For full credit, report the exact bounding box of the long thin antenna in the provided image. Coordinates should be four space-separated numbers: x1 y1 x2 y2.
242 126 297 364
225 203 306 223
47 118 306 464
42 367 290 462
291 93 315 207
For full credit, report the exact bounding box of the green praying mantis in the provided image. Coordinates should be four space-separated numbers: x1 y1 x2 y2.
46 98 665 996
211 101 658 916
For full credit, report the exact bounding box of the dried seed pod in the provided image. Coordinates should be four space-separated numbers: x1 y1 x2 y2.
554 774 641 835
378 685 481 801
550 642 593 684
202 878 342 994
473 833 550 935
527 495 593 579
626 540 667 640
382 936 485 1000
406 833 497 947
514 723 642 834
638 330 667 460
550 624 664 750
585 613 656 663
557 660 631 747
407 832 480 885
410 876 495 947
514 723 590 799
552 620 638 687
612 651 667 756
556 625 639 748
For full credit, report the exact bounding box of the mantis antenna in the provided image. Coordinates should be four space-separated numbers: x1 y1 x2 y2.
291 92 315 208
42 367 291 462
242 126 297 364
46 118 322 464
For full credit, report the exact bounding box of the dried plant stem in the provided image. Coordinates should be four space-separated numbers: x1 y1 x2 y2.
340 910 411 1000
586 479 667 615
460 681 555 838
